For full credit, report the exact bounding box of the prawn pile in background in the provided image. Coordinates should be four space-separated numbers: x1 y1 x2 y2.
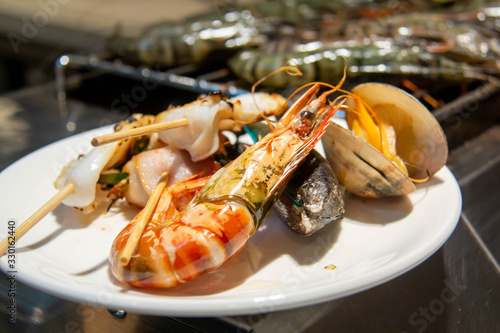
106 0 500 89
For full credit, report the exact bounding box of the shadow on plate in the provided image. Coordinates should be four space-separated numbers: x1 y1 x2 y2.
341 172 447 225
343 193 414 225
16 197 139 254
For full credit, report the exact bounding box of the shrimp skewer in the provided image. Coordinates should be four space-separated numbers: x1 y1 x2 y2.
110 83 343 288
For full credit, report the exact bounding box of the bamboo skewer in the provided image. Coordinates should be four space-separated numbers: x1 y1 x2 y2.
119 172 170 266
91 118 188 147
0 182 74 256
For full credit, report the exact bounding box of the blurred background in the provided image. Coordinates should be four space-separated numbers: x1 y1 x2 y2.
0 0 216 92
0 0 499 332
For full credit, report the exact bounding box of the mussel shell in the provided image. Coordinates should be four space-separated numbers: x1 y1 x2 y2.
274 150 345 235
323 121 416 198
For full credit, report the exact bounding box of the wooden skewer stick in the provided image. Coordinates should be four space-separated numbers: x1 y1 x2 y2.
0 182 74 256
91 118 189 147
119 172 169 266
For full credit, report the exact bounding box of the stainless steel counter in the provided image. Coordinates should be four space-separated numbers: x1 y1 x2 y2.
0 79 499 333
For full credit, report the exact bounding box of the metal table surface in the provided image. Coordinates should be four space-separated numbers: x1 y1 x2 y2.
0 80 499 333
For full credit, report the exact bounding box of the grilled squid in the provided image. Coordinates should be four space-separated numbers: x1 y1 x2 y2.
54 114 155 212
54 90 285 212
155 91 286 161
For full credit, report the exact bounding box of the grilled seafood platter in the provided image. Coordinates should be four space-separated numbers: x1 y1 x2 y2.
0 77 452 295
322 82 448 198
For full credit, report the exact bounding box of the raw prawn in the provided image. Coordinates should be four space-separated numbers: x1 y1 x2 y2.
105 0 466 68
109 83 343 288
105 0 347 68
229 39 500 87
106 7 266 67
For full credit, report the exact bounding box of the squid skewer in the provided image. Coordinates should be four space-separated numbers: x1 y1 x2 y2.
92 91 286 162
54 114 157 212
0 115 155 256
61 90 285 213
110 83 344 288
0 115 199 256
91 118 188 147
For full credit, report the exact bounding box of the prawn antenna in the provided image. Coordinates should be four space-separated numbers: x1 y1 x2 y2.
251 60 303 131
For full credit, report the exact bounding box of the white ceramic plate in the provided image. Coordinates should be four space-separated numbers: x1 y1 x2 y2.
0 127 462 317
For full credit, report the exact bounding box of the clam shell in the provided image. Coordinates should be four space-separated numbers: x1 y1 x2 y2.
323 121 416 198
322 83 448 198
348 83 448 180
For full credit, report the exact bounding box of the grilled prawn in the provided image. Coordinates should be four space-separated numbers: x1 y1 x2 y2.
244 122 345 236
109 83 342 288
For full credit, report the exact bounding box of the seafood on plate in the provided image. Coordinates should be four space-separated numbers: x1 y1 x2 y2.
54 114 156 212
110 83 344 288
54 90 286 211
245 121 344 236
111 146 219 208
155 90 286 161
322 82 448 198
